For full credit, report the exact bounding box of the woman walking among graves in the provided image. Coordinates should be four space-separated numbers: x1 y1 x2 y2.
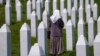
49 9 64 56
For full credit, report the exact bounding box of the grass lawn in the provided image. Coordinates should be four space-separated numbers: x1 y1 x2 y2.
0 0 100 56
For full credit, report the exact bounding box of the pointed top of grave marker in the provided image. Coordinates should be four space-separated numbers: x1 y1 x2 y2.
17 1 22 6
98 16 100 21
78 19 84 24
79 5 83 10
67 20 72 26
31 11 36 16
88 17 94 23
43 10 47 15
62 8 67 13
20 23 30 31
94 33 100 42
77 35 88 45
94 3 97 7
72 7 75 11
38 21 45 29
87 4 90 8
0 24 10 32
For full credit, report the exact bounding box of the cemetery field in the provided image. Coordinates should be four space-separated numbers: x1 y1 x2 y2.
0 0 100 56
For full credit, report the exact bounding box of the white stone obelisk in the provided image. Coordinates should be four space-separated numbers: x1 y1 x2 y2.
88 17 94 46
74 0 78 11
94 34 100 56
93 3 98 21
16 1 22 21
76 35 89 56
20 23 31 56
85 0 89 12
60 0 64 12
78 19 85 38
5 2 11 25
38 22 48 56
53 0 57 12
71 7 76 28
61 9 67 29
80 0 83 7
27 0 32 20
15 0 19 11
67 0 71 16
0 24 11 56
45 0 50 16
86 4 91 22
90 0 94 11
36 0 42 20
31 11 37 37
32 0 36 10
66 20 74 51
97 17 100 34
79 6 83 20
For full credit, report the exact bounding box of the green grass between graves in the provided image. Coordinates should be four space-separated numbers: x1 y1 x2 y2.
0 0 100 56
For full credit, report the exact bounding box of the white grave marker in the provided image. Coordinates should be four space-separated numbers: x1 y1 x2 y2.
93 3 98 21
79 6 83 20
78 19 84 38
61 9 67 29
31 11 37 37
28 43 41 56
27 0 32 20
88 17 94 46
86 4 91 22
90 0 94 11
76 35 89 56
80 0 83 7
5 3 11 25
53 0 57 12
32 0 36 10
97 16 100 33
94 34 100 56
0 24 11 56
66 20 74 51
74 0 78 11
36 0 42 20
16 1 22 21
38 22 48 56
20 23 31 56
45 0 50 16
60 0 64 12
71 7 76 28
67 0 71 16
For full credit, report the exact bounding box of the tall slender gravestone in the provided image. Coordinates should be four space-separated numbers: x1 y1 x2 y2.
20 23 31 56
0 24 11 56
88 17 94 46
36 0 42 20
86 4 91 22
53 0 57 12
74 0 78 11
28 43 41 56
97 17 100 33
15 0 19 11
45 0 50 16
60 0 64 12
61 9 67 29
16 1 22 21
94 33 100 56
76 35 89 56
5 3 11 25
27 0 32 20
43 10 49 29
66 20 74 51
67 0 71 16
78 19 85 38
90 0 94 11
80 0 83 7
32 0 36 10
71 7 76 28
38 22 48 56
85 0 89 12
79 6 83 20
40 0 43 8
93 3 98 21
31 11 37 37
